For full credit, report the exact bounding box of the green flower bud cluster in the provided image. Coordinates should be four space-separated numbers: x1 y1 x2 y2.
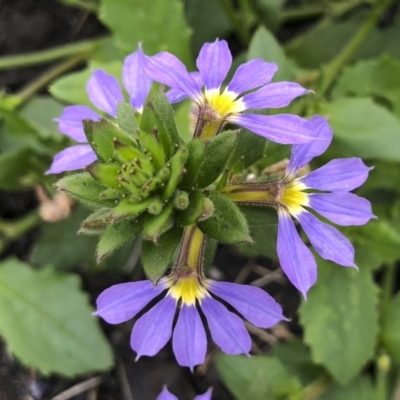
54 90 251 269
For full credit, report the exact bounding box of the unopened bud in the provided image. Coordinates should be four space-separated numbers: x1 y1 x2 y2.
174 190 190 210
198 198 214 221
147 198 163 215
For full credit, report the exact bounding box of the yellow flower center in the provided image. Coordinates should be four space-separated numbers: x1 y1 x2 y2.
280 180 309 216
204 89 245 119
168 276 208 306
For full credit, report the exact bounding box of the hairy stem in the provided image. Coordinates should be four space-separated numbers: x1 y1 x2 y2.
0 36 108 70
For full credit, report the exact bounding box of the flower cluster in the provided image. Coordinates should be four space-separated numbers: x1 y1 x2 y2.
49 38 374 370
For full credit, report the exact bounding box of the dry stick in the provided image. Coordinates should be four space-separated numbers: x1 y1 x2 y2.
51 376 102 400
117 362 135 400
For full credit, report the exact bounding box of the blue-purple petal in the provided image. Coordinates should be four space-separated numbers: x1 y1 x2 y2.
230 113 318 144
172 305 207 370
309 193 375 226
45 144 97 174
297 211 356 267
287 116 333 174
227 59 277 94
94 280 166 324
208 281 284 328
145 52 201 101
277 211 317 298
122 46 153 113
156 387 178 400
56 105 101 143
241 82 311 110
201 297 251 355
130 295 176 358
166 72 204 104
194 388 213 400
86 69 124 117
300 158 372 192
196 40 232 90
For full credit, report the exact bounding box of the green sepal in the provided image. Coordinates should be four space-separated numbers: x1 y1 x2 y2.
163 146 188 198
203 237 218 274
140 89 181 158
198 192 250 244
143 202 174 241
83 118 134 161
196 130 239 188
180 138 206 187
110 198 152 222
117 102 138 138
96 219 142 263
137 129 165 170
78 208 112 236
54 172 113 208
151 88 181 149
176 190 205 226
141 226 183 283
113 140 144 164
99 188 123 201
86 162 120 189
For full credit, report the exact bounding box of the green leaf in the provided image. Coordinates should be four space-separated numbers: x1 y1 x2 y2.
55 172 113 208
216 354 302 400
0 147 42 190
300 259 379 384
180 138 206 187
349 220 400 263
270 339 324 385
152 89 182 149
248 27 296 81
117 102 138 138
228 126 266 168
334 56 400 101
319 376 375 400
0 259 113 375
382 292 400 362
321 97 400 162
143 203 174 241
83 118 133 162
253 0 284 32
32 206 97 269
79 208 112 235
185 0 231 55
198 192 250 244
96 219 142 262
49 61 123 107
141 227 183 282
286 11 400 69
100 0 193 66
20 96 65 140
238 205 278 260
196 130 238 188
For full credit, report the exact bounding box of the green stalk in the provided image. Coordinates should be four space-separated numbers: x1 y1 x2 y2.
301 375 332 400
320 0 393 94
11 54 88 107
0 211 41 254
219 0 250 45
0 36 109 70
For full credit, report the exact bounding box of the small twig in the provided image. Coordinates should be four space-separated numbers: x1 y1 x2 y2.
234 258 256 283
249 270 285 287
117 362 135 400
87 386 98 400
245 321 278 346
51 376 102 400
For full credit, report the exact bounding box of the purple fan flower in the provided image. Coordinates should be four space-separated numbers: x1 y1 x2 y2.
144 39 318 143
157 386 212 400
95 275 284 370
47 45 152 174
225 116 375 297
275 116 375 296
